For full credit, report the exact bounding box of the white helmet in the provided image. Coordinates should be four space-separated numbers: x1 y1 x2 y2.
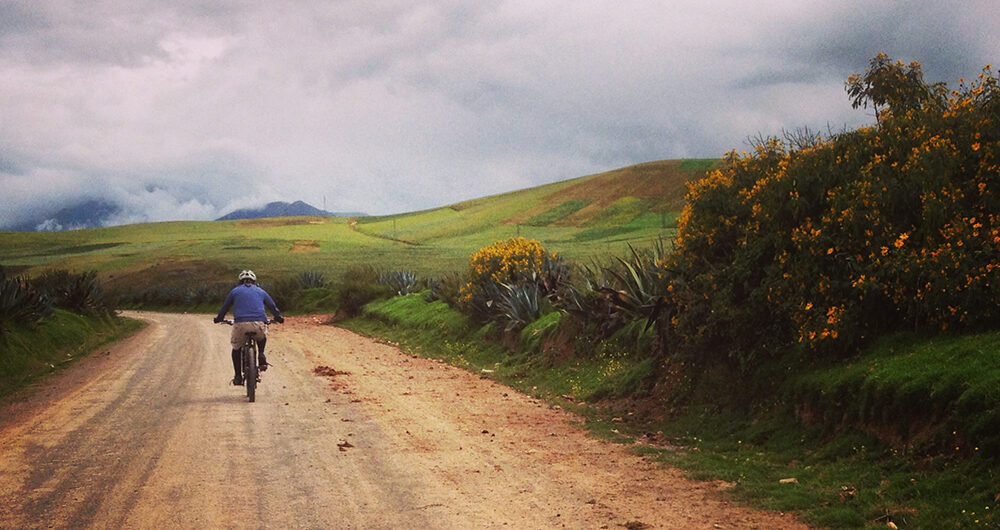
238 270 257 282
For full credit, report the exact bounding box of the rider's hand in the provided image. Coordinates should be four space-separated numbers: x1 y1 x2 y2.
213 316 222 323
274 315 284 324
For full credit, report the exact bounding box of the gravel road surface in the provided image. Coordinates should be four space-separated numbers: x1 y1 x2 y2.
0 312 807 529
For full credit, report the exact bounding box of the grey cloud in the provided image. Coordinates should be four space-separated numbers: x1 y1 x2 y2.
731 68 824 91
1 7 161 66
784 1 997 83
0 149 25 175
0 1 252 67
0 2 46 37
0 1 996 229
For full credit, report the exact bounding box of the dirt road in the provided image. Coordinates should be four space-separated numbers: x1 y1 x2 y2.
0 312 806 529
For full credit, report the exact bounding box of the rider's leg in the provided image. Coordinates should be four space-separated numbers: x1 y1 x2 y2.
231 349 242 384
256 336 268 370
229 326 244 385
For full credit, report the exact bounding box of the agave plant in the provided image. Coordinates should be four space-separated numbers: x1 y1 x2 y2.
555 262 621 336
378 270 418 296
297 271 328 288
494 281 546 332
601 240 679 365
64 271 105 313
601 241 672 330
531 253 571 296
35 269 106 313
0 272 53 334
554 239 677 362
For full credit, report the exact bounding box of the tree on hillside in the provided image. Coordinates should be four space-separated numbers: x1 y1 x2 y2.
845 52 948 124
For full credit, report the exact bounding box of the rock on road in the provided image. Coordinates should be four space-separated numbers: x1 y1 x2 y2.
0 312 806 529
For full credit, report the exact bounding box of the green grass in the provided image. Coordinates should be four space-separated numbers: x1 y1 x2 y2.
0 310 145 397
679 158 720 171
645 410 999 529
293 287 338 314
789 331 1000 457
524 200 592 226
354 292 472 338
587 196 644 224
344 294 1000 529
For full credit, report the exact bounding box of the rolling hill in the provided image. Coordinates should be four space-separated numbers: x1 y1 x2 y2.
0 158 718 292
351 159 716 245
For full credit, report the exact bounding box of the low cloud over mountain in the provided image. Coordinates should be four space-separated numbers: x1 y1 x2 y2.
216 201 365 221
13 199 121 232
6 198 363 232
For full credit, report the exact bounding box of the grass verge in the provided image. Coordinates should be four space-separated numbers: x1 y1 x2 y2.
788 331 1000 457
0 309 146 398
343 293 1000 529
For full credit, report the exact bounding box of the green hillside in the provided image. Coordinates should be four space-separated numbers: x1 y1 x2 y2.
0 158 716 293
353 159 711 243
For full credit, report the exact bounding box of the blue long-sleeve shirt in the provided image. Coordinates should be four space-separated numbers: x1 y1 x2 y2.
216 284 281 323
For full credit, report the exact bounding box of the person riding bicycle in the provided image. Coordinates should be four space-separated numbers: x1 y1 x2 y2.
213 270 284 385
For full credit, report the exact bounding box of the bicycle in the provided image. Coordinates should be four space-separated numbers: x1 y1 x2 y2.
218 319 278 402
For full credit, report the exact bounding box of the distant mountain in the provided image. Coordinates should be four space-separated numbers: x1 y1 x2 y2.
13 199 121 232
216 200 364 221
4 198 365 232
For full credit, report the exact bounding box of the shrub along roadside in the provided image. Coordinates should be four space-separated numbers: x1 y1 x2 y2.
664 56 1000 387
0 309 145 397
344 293 999 529
0 269 52 334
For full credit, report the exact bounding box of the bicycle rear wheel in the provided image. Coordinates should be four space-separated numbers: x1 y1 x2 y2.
244 341 257 402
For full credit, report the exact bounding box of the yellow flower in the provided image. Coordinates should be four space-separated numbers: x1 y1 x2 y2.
894 232 909 248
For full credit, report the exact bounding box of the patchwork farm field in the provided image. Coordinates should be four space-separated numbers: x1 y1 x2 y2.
0 159 714 291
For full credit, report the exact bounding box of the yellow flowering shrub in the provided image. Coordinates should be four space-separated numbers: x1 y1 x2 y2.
666 55 999 371
466 237 549 285
459 237 560 322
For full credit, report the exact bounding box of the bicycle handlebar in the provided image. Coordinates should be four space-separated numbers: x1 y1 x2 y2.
216 319 281 325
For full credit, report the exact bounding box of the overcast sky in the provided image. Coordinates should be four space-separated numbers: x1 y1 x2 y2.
1 1 997 228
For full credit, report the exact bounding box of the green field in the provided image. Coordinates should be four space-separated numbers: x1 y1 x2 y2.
0 159 713 291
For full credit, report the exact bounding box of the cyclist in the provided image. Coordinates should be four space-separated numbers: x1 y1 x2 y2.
213 270 284 385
